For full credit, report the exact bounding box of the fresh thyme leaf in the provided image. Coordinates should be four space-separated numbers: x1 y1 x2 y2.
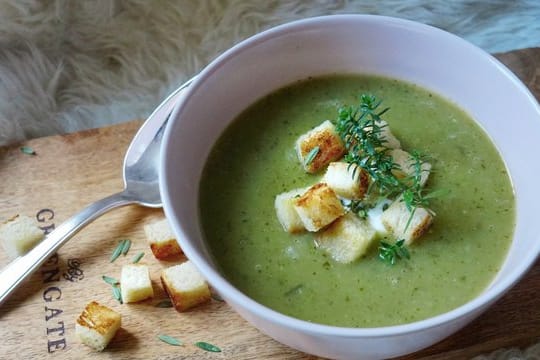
155 299 173 308
304 146 320 167
121 239 131 255
110 239 127 262
20 146 36 155
112 285 123 304
211 292 225 302
284 284 303 297
195 341 221 352
102 275 119 286
347 200 369 219
378 239 410 265
158 334 183 346
132 251 145 263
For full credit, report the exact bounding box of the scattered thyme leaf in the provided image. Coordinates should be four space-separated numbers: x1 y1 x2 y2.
347 200 369 219
284 284 304 297
304 146 320 167
112 285 123 304
102 275 119 286
132 252 145 263
110 239 126 263
121 239 131 255
211 292 225 302
20 146 36 155
195 341 221 352
158 334 183 346
378 239 410 265
155 299 173 308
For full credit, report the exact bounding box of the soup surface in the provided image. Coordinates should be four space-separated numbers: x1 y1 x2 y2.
199 74 515 327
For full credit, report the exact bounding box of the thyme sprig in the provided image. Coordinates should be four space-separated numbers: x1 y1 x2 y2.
379 239 410 265
335 94 440 264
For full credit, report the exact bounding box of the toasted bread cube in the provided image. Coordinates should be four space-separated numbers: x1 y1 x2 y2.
144 218 182 259
0 215 44 259
295 120 346 173
381 197 433 244
75 301 121 351
375 120 401 149
293 183 345 232
315 212 377 263
275 187 309 233
120 264 154 303
389 149 431 187
323 162 369 200
160 261 211 312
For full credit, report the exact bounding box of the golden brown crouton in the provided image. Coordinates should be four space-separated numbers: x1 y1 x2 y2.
293 183 345 232
160 261 211 312
274 187 308 233
315 212 376 263
381 197 433 244
144 218 183 259
75 301 122 351
323 162 370 200
295 120 346 173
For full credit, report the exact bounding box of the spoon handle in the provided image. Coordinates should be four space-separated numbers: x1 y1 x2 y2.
0 191 133 306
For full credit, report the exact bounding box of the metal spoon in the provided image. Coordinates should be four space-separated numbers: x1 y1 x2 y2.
0 78 194 306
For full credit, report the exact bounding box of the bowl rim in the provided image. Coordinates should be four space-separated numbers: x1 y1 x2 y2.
161 13 540 337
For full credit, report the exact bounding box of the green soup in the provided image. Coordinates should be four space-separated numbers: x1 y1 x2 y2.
199 75 515 327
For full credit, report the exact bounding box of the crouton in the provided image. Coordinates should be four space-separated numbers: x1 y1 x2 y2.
380 197 433 244
293 183 346 232
295 120 346 173
120 264 154 303
323 162 370 200
274 187 308 233
374 120 401 149
144 218 182 259
75 301 121 351
315 212 377 263
0 214 44 259
389 149 431 187
160 261 211 312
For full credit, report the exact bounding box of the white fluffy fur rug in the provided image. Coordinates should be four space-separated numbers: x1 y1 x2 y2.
1 0 540 145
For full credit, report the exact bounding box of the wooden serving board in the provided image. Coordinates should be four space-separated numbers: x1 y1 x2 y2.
0 48 539 360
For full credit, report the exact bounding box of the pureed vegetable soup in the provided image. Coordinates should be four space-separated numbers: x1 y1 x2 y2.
199 74 515 327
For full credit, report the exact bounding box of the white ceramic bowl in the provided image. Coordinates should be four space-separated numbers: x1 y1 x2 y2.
160 15 540 359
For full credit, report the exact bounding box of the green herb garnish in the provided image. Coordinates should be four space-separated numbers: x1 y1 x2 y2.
335 94 441 264
336 94 400 198
284 284 303 297
155 299 173 308
121 239 131 255
347 200 369 219
158 334 183 346
304 146 320 167
111 285 123 304
211 292 225 302
102 275 119 286
378 239 410 265
20 146 36 155
195 341 221 352
110 239 127 263
132 251 145 263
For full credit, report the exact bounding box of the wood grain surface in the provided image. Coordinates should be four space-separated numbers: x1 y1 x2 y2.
0 48 539 360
